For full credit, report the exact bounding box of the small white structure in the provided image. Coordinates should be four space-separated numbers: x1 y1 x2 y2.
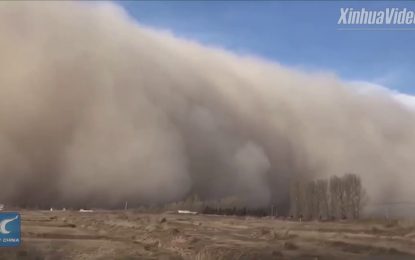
177 210 198 215
79 209 94 213
0 204 4 211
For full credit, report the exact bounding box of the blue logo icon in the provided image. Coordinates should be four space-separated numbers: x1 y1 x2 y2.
0 212 21 247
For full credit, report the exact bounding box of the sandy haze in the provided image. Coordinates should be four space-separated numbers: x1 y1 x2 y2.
0 2 414 210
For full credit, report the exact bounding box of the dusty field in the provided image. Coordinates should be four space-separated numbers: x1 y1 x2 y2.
1 211 415 259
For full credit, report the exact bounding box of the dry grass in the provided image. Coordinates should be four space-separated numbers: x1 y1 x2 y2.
1 211 414 259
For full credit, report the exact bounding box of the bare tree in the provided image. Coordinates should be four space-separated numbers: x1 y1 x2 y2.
289 179 307 219
329 176 341 219
290 174 366 221
329 174 366 220
289 179 300 218
305 180 319 220
342 173 365 219
315 179 329 220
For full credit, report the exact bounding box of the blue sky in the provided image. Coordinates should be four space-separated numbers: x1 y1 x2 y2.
118 1 415 95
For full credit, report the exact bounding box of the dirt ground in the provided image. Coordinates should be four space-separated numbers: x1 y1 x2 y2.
1 210 415 259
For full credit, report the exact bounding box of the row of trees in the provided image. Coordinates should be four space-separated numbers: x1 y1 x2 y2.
162 173 366 220
164 195 272 217
289 173 366 220
202 206 270 217
164 195 245 213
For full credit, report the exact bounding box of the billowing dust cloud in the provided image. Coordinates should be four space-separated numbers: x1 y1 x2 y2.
0 2 414 209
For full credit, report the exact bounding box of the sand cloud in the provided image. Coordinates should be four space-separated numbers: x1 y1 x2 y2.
0 2 414 210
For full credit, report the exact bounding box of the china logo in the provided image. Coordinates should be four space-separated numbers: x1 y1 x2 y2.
0 212 21 247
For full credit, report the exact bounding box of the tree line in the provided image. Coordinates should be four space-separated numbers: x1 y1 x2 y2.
161 173 366 220
289 173 366 220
